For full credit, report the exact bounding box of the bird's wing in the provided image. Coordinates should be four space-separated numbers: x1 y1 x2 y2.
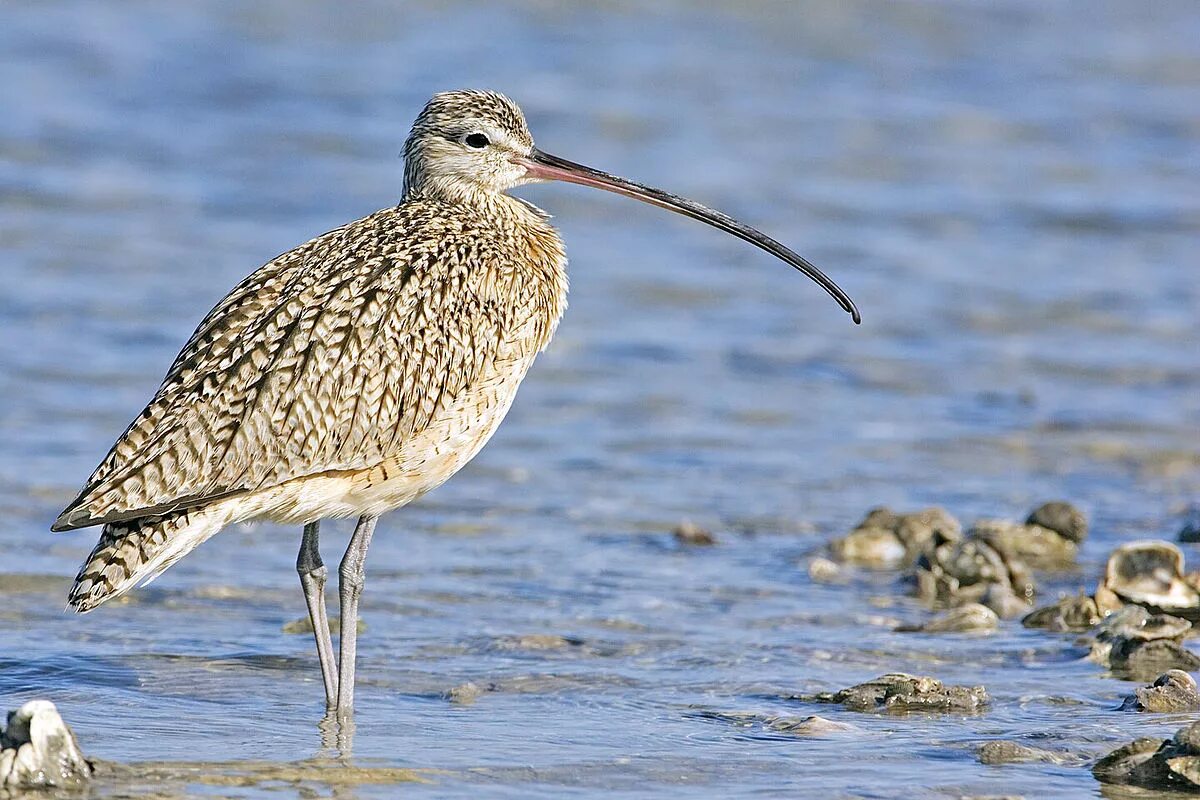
52 204 518 531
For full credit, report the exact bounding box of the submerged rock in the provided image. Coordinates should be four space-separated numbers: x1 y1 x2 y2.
694 710 857 737
1022 593 1106 632
1026 501 1088 544
830 506 961 568
1095 721 1200 791
444 682 485 705
765 715 857 736
978 740 1079 766
896 603 998 634
1121 670 1200 713
1091 606 1200 678
970 519 1077 569
1180 505 1200 544
914 535 1035 609
806 673 988 713
1100 540 1200 618
0 700 92 790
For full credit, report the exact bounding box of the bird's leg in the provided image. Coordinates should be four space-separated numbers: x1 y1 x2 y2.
297 521 338 708
336 514 377 717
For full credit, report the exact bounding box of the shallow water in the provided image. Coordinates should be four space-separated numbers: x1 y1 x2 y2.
2 0 1199 797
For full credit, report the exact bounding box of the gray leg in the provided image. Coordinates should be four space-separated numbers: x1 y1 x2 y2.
336 514 377 716
298 521 338 708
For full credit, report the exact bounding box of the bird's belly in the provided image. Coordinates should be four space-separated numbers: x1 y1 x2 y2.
249 348 537 525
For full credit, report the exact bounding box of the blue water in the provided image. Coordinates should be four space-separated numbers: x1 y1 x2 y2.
2 0 1198 797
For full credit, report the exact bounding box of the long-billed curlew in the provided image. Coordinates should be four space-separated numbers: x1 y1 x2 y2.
52 90 859 718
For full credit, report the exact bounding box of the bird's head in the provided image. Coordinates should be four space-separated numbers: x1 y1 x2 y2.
402 90 536 201
402 89 861 324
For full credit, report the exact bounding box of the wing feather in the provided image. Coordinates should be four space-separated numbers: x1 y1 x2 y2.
52 202 552 531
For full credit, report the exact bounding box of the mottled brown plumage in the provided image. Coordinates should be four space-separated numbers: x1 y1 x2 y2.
55 89 857 717
57 92 567 613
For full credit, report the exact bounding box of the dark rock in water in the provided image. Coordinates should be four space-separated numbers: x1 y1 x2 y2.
1092 606 1200 679
1180 505 1200 544
1026 501 1088 544
1093 736 1171 787
1121 670 1200 712
1112 639 1200 679
978 740 1080 766
914 534 1035 608
1 700 92 790
1094 721 1200 791
673 521 716 546
830 506 961 568
970 519 1077 569
805 673 988 713
1022 593 1104 631
896 603 998 633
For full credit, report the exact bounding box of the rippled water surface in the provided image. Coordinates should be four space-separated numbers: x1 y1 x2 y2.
2 1 1199 797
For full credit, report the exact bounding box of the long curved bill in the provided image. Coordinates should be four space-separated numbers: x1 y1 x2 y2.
519 147 860 324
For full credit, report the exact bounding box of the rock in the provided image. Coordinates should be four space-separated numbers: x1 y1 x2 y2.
896 603 998 634
807 557 842 583
673 522 716 546
1095 721 1200 790
1022 593 1104 631
978 740 1076 766
914 535 1035 608
1026 501 1088 544
1113 640 1200 678
765 715 857 736
1093 736 1170 787
831 525 907 567
1092 606 1200 679
694 710 857 737
493 634 585 651
806 673 988 713
830 506 961 568
1121 670 1200 712
1180 505 1200 544
444 682 493 705
1100 540 1200 617
980 583 1033 619
0 700 92 790
970 519 1077 569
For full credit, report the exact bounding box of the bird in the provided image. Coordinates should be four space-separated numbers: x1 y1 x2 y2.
51 89 860 719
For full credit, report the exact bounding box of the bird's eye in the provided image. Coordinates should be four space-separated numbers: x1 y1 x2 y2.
464 133 489 149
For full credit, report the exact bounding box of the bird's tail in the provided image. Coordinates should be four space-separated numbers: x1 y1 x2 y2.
67 508 225 613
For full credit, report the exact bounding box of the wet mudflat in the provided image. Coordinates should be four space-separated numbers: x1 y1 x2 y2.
2 0 1199 797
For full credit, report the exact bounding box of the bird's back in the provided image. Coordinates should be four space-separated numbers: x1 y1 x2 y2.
54 196 568 532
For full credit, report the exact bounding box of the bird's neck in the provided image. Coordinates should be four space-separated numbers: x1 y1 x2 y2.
403 180 546 225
